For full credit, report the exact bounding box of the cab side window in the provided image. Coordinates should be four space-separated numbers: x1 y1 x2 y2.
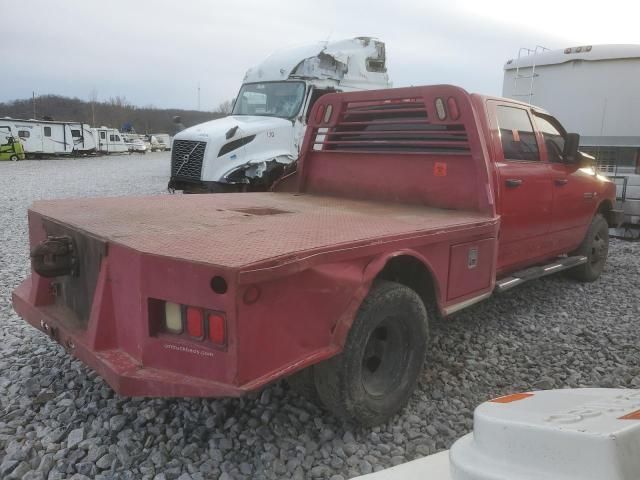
305 88 335 122
534 115 566 163
496 106 539 161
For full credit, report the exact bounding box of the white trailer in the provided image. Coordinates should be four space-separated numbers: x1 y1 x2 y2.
92 127 129 154
1 118 74 157
67 123 97 155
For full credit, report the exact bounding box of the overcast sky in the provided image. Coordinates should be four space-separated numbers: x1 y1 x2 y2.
2 0 639 111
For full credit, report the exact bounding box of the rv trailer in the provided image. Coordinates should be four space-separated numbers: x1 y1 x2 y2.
1 118 74 157
67 123 97 155
92 127 129 154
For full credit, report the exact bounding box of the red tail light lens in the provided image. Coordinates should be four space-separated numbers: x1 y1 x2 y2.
186 307 204 338
208 312 226 345
447 97 460 120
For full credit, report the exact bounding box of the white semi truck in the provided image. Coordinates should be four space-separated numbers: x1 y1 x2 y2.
169 37 392 193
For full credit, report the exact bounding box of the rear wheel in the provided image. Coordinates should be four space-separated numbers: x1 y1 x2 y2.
567 214 609 282
314 281 428 426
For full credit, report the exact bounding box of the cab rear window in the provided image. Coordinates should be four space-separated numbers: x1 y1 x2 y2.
496 106 539 161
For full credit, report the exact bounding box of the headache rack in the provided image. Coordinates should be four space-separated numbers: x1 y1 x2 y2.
311 95 470 155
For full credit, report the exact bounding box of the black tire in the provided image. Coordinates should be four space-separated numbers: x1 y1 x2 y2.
567 214 609 282
10 154 18 161
314 280 428 426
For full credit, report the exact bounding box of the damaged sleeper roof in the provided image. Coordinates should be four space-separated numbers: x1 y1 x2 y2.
243 37 390 90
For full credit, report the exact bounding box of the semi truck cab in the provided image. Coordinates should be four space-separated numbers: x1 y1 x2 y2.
168 37 391 193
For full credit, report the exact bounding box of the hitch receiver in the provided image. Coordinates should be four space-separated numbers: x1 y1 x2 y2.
30 235 77 277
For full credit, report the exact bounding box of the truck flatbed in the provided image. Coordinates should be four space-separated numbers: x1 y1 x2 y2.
31 192 494 274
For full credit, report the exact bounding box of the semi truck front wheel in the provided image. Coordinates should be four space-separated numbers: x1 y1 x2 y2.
314 281 429 426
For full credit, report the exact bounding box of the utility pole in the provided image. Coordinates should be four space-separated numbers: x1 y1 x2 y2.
32 91 36 119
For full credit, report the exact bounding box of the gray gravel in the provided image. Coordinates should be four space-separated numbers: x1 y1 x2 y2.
1 152 640 479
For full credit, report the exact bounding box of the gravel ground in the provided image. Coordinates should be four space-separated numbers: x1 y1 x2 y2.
1 153 639 480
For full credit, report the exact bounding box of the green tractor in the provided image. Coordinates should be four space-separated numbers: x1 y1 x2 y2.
0 132 25 161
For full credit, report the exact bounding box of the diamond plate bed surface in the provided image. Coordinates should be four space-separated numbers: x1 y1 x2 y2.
30 193 492 269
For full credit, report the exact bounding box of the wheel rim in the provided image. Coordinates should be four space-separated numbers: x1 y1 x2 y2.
361 317 409 398
591 230 608 265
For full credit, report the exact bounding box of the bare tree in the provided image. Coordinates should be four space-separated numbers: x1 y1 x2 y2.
214 99 234 115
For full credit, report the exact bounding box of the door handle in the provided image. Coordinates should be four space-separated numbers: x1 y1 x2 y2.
554 178 569 186
505 178 523 188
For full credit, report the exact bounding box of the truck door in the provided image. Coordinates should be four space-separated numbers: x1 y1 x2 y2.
532 113 597 250
489 102 554 271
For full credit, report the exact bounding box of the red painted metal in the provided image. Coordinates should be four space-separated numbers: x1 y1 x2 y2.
12 85 616 398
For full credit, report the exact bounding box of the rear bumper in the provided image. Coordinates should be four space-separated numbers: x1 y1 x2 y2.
12 278 245 398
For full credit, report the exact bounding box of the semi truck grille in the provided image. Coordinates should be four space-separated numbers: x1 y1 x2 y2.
171 140 207 180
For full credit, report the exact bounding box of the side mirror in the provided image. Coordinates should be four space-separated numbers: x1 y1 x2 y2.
563 133 580 163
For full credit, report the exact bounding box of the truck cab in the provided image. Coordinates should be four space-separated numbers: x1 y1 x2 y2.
168 37 391 193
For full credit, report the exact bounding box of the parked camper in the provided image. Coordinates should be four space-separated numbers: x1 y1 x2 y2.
0 126 25 161
1 118 74 157
151 133 171 151
92 127 128 154
68 123 97 155
169 37 392 193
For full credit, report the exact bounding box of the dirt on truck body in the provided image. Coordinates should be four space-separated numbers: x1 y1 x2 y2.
13 85 618 425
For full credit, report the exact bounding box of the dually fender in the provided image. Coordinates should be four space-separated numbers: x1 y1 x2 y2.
331 249 442 349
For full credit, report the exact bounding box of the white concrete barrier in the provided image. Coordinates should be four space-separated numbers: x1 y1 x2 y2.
354 389 640 480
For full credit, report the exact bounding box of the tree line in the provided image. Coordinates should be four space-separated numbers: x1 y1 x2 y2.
0 94 229 134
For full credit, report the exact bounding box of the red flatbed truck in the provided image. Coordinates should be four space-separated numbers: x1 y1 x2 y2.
13 85 621 425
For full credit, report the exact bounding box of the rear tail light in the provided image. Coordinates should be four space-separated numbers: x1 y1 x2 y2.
164 302 183 334
186 306 204 338
160 302 226 347
208 312 226 345
447 97 460 120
